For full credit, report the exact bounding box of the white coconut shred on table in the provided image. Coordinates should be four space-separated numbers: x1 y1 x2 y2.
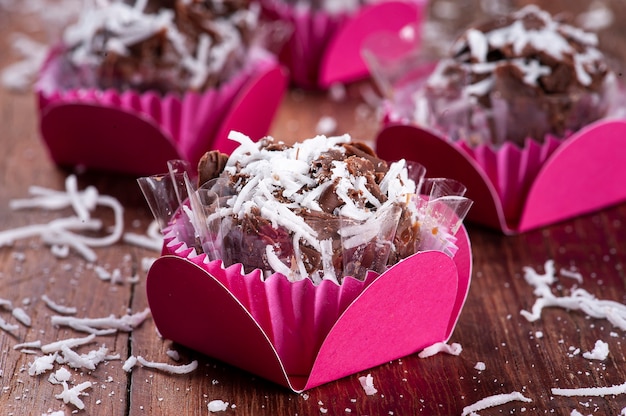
418 341 463 358
521 259 626 331
207 399 230 413
358 373 378 396
582 339 610 361
0 176 197 413
552 380 626 397
0 174 162 263
461 391 532 416
0 175 124 262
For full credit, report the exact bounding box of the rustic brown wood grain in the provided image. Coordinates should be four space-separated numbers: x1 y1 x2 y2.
1 1 626 415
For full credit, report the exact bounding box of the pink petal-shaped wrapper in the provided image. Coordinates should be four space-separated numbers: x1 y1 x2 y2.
375 119 626 233
146 225 472 391
319 0 427 88
36 47 287 176
260 0 426 89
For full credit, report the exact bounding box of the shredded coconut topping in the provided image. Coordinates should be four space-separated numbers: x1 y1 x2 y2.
447 5 607 89
206 132 420 281
59 0 260 92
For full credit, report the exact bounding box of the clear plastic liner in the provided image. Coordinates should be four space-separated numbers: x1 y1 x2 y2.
140 157 472 284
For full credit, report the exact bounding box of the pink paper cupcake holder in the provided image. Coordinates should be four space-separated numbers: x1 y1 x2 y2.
36 47 288 176
375 119 626 233
146 220 472 391
260 0 427 89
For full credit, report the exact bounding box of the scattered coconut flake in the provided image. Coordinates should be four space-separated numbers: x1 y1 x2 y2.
14 340 42 350
123 220 163 252
141 256 157 272
126 273 140 284
0 298 13 310
41 334 97 354
0 175 125 261
207 399 229 412
48 367 72 384
582 340 609 361
552 380 626 397
166 349 180 361
41 410 66 416
461 391 532 416
418 341 463 358
58 344 117 371
50 308 151 335
521 260 626 331
110 268 123 284
136 356 198 374
0 33 48 92
122 356 138 372
41 295 77 315
29 353 58 376
358 373 378 396
0 316 19 333
54 380 92 410
12 307 32 326
560 267 583 283
50 243 70 258
474 362 486 371
94 266 111 281
576 3 614 31
315 116 337 135
20 348 42 355
328 83 346 101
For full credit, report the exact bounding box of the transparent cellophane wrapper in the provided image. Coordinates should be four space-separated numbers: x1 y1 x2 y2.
36 34 287 175
363 24 626 229
138 158 472 378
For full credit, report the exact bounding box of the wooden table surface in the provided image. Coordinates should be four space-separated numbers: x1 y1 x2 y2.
2 1 626 415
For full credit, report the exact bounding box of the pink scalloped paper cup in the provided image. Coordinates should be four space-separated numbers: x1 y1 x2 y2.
146 219 471 391
35 46 288 176
375 119 626 234
259 0 426 89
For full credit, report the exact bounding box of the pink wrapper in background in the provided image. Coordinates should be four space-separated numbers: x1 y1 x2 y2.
36 46 287 176
259 0 426 89
146 219 472 391
364 14 626 233
376 119 626 233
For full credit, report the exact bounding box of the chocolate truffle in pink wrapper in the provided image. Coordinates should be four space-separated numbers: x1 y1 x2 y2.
36 0 287 175
139 131 473 390
367 5 626 233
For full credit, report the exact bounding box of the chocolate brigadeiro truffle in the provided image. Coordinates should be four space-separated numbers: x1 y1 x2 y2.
195 133 427 284
57 0 261 94
414 5 617 147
